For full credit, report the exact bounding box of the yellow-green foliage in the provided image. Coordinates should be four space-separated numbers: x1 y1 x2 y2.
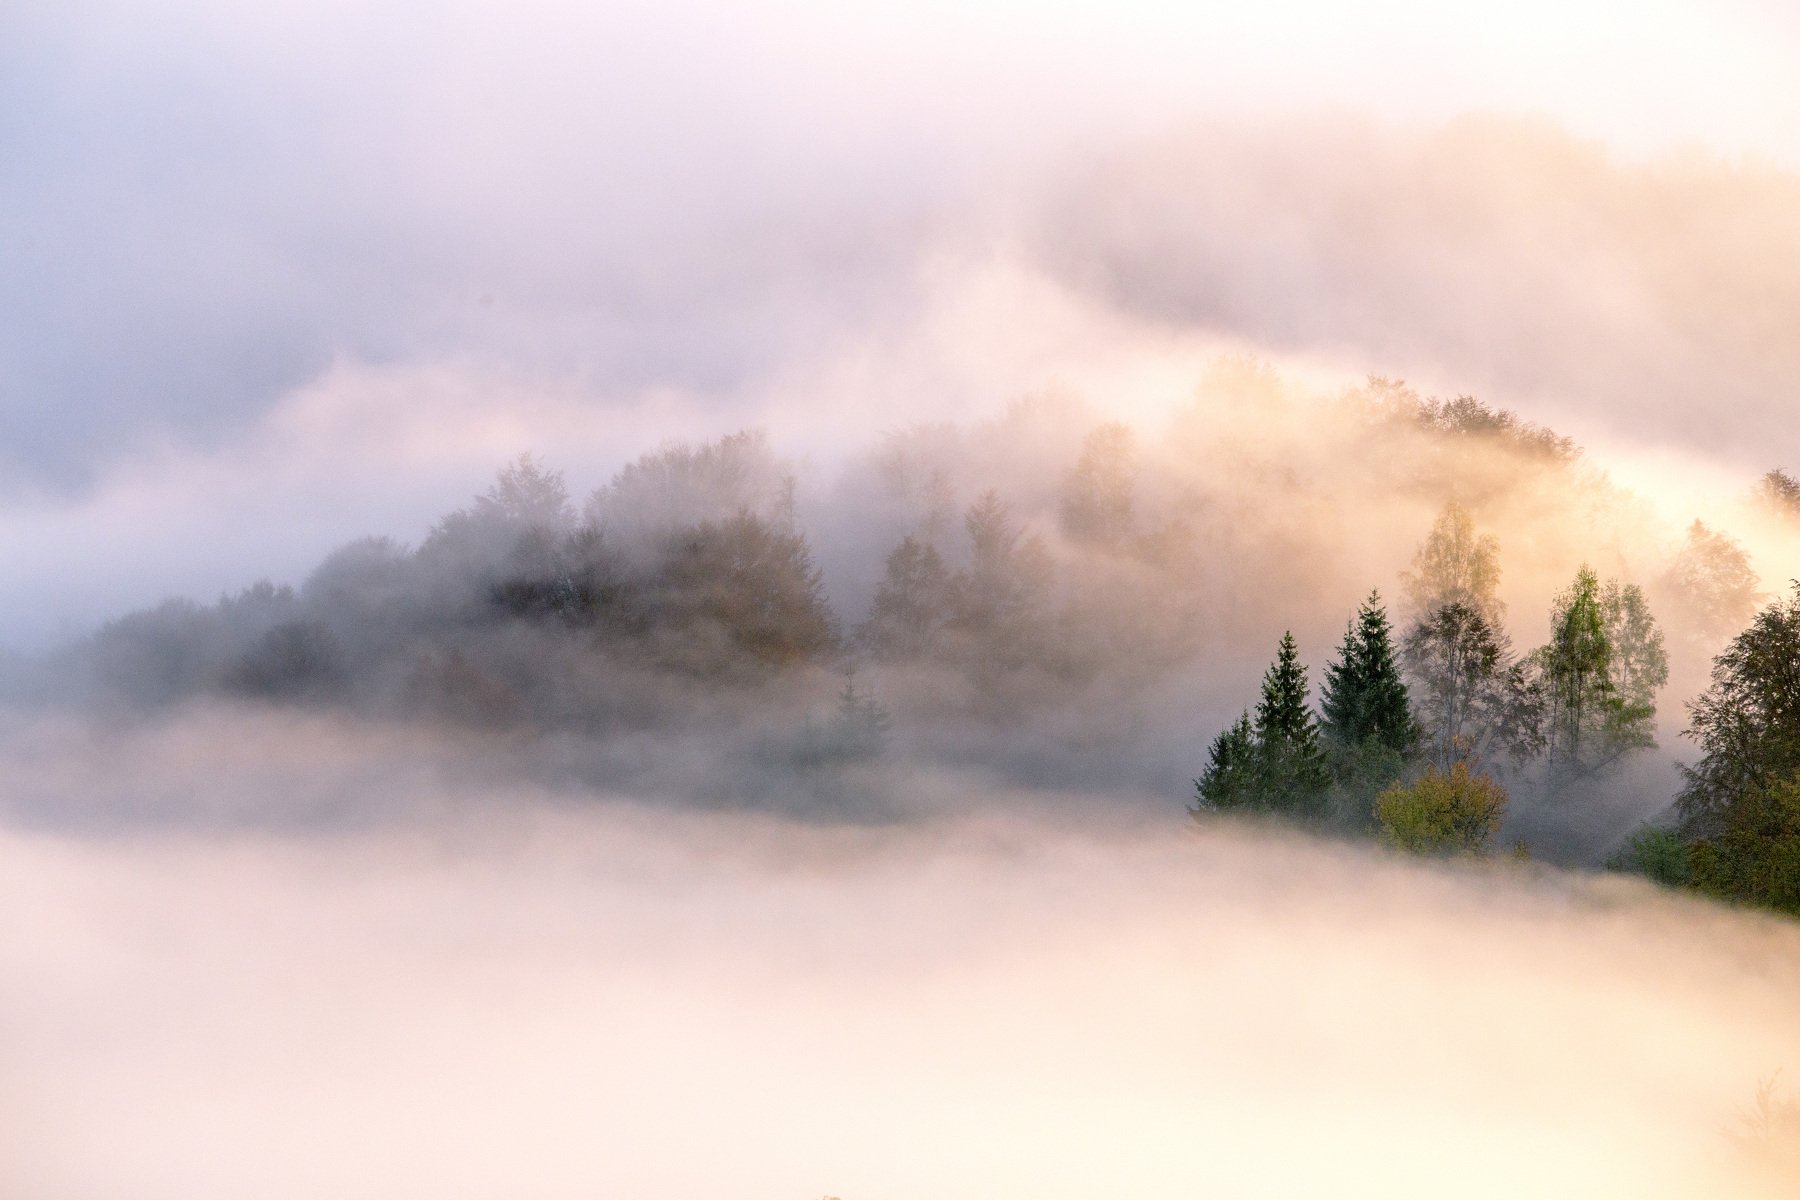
1375 762 1507 855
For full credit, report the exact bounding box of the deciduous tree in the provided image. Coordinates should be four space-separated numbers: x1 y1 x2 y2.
1678 585 1800 837
1401 501 1503 624
1537 566 1664 775
1663 520 1760 648
1402 602 1542 770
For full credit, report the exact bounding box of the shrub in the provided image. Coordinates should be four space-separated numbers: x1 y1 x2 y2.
1375 762 1506 855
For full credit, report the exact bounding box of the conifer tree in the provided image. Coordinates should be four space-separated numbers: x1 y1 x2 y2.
860 535 953 659
1193 711 1256 812
1320 591 1419 759
1192 634 1330 819
1320 620 1366 743
1251 631 1331 816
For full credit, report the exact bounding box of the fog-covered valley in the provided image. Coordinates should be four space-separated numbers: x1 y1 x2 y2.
7 0 1800 1194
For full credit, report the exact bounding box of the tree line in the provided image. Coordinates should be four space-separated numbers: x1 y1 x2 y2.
40 376 1800 907
1191 500 1797 917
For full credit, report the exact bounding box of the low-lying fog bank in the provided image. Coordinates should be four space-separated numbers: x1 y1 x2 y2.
3 768 1796 1199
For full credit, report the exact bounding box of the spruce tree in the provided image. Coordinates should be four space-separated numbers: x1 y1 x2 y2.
1251 631 1330 817
1354 594 1418 758
1319 619 1367 745
1320 591 1418 759
1318 592 1420 825
860 535 953 660
1193 711 1256 813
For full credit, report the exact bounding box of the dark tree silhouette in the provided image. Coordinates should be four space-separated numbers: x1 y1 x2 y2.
1250 631 1331 817
1193 711 1256 813
1320 591 1419 759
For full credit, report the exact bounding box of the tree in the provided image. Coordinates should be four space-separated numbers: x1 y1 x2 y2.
1663 519 1760 648
1320 591 1419 759
1536 566 1663 775
1607 825 1692 887
946 491 1054 673
1193 711 1256 812
1192 633 1330 819
1599 578 1668 722
1320 593 1420 823
1752 468 1800 520
1059 422 1135 547
416 455 578 623
795 673 894 768
587 430 797 558
475 452 573 532
491 524 636 629
1688 773 1800 916
830 674 892 761
1402 602 1542 770
1250 631 1331 817
1374 762 1507 855
1408 395 1576 463
1678 585 1800 837
1538 565 1615 771
650 513 838 673
860 535 954 660
224 621 347 700
1401 501 1504 624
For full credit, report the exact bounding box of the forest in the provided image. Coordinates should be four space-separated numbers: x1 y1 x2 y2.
17 362 1797 920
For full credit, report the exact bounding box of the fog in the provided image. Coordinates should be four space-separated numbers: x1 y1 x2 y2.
12 162 1800 656
8 1 1800 1194
2 710 1797 1198
5 0 1800 643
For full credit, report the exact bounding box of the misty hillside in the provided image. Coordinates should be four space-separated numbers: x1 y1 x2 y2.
11 5 1800 1197
14 364 1793 902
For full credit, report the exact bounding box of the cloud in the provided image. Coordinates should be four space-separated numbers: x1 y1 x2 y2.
4 0 1795 493
1028 113 1800 472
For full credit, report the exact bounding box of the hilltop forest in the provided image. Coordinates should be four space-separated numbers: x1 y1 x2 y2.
27 365 1800 917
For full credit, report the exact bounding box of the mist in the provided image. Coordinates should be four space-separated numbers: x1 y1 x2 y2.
2 721 1798 1198
9 110 1800 649
8 0 1800 1194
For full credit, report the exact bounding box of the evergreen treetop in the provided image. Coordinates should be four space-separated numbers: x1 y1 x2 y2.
1255 631 1317 747
1320 591 1418 758
1252 631 1331 816
1193 711 1256 813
